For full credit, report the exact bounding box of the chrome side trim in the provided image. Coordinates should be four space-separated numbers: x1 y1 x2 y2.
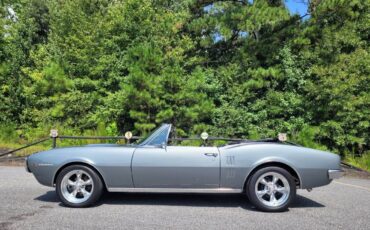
107 187 243 193
328 169 343 179
38 163 54 166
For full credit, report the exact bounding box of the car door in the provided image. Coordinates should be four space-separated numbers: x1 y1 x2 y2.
132 145 220 188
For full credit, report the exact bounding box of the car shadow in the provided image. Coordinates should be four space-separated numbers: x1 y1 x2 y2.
35 191 60 203
35 191 324 210
291 195 325 208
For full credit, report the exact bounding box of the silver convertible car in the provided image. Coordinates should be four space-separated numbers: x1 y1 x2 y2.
26 124 342 212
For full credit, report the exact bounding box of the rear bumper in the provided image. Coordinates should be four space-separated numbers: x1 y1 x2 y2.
328 169 343 179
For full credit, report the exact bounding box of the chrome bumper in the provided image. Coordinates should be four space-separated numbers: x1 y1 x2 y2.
328 169 343 179
25 157 31 173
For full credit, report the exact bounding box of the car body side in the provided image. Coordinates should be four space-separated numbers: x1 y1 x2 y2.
219 143 340 189
27 143 340 191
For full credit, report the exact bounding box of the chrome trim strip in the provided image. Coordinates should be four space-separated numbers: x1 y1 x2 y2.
38 163 54 166
107 187 243 193
328 169 343 179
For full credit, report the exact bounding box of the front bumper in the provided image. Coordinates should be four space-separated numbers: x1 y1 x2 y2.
328 169 343 179
25 157 31 173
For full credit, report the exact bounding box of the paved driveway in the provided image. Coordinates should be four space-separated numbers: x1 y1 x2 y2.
0 166 369 230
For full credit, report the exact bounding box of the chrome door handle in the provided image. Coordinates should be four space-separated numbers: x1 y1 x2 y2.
204 153 218 157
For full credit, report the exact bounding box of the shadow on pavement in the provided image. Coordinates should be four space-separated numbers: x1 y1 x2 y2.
34 191 59 203
291 195 325 208
100 193 256 210
34 191 324 210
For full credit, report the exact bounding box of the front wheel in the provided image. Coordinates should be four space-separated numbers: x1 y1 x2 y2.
247 166 296 212
56 165 103 207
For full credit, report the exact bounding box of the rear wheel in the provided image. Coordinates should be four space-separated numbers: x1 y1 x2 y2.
247 166 296 212
56 165 103 207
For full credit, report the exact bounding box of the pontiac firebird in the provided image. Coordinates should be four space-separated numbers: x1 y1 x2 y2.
26 124 342 212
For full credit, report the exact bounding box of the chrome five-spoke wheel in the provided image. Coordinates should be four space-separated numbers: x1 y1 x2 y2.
247 166 296 212
255 172 290 207
56 165 103 207
61 170 94 204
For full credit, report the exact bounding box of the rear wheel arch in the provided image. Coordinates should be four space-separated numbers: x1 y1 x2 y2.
244 162 301 191
53 162 107 190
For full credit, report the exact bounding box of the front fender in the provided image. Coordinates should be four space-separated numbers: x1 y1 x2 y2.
28 146 135 189
51 158 108 188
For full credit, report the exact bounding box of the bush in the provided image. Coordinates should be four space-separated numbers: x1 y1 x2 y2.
0 123 18 143
345 152 370 172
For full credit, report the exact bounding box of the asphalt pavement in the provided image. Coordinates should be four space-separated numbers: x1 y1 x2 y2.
0 166 369 230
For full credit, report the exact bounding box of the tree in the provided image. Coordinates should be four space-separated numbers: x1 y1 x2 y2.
0 0 369 167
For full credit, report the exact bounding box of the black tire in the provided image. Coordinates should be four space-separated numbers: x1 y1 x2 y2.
246 166 296 212
56 165 103 208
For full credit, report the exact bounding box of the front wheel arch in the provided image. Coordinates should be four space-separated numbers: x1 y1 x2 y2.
244 162 301 192
53 162 107 191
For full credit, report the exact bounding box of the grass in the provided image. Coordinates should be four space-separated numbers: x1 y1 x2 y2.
0 142 49 157
0 138 129 157
0 122 126 157
345 153 370 172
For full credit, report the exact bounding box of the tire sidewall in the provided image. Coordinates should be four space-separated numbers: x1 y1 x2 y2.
247 166 296 212
56 165 103 208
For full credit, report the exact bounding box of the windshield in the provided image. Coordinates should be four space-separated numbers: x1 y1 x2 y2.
135 124 171 146
134 126 162 145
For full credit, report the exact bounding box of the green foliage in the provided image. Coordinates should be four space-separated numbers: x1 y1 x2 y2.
292 126 327 151
0 0 369 169
345 152 370 172
0 123 18 143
